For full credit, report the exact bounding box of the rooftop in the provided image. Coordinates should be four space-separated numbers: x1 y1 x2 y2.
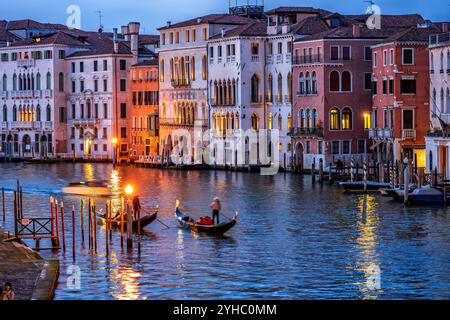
158 14 256 31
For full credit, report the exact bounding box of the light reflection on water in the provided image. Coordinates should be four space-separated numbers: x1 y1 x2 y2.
0 163 450 300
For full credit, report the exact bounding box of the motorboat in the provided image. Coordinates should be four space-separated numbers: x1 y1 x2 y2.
63 181 112 197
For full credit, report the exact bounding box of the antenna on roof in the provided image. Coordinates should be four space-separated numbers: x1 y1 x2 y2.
95 10 104 32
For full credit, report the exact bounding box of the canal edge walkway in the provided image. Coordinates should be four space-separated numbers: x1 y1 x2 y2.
0 228 59 300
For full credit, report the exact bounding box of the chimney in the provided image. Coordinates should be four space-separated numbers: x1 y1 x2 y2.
352 24 361 38
113 28 119 54
121 25 130 41
128 22 140 64
221 28 225 38
442 22 449 32
197 18 202 24
167 21 172 27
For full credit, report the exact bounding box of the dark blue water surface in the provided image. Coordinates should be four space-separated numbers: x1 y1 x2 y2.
0 162 449 300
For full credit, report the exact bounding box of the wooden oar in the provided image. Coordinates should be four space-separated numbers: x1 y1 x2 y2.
142 208 171 229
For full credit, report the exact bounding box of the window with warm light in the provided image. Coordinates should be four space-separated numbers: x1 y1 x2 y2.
330 108 340 130
364 113 371 129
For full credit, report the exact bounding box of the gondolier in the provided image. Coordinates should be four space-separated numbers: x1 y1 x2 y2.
210 197 221 225
133 195 142 219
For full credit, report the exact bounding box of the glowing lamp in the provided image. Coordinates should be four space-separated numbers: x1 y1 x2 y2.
112 137 118 146
125 184 134 196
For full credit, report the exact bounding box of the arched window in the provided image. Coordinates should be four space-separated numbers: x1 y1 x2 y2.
430 52 434 72
447 88 450 114
211 112 216 130
46 104 51 121
87 99 92 119
306 109 311 129
313 109 318 128
2 105 7 122
277 73 283 103
287 113 292 130
341 71 351 92
433 88 437 115
36 105 41 121
330 108 340 130
2 74 6 91
58 72 64 92
170 58 174 81
330 71 340 92
251 74 260 103
46 72 52 90
160 59 165 82
36 73 41 90
13 105 17 122
311 72 317 94
305 72 311 94
202 55 207 80
268 112 273 130
191 56 195 81
299 109 305 128
278 114 282 130
298 72 305 95
235 112 240 129
251 113 259 130
13 74 17 91
342 108 352 130
287 73 292 102
447 50 450 70
440 51 444 71
267 73 273 102
441 88 445 114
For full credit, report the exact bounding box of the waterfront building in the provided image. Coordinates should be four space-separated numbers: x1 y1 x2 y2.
0 20 158 160
129 59 160 158
291 13 429 170
426 27 450 178
208 7 331 169
371 25 440 167
157 14 255 164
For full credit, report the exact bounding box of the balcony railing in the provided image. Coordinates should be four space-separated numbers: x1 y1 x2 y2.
1 91 7 99
293 54 322 65
289 127 324 138
159 118 202 127
210 99 236 107
72 119 101 127
1 121 53 130
402 129 416 140
170 79 191 88
429 32 450 47
251 95 264 104
251 55 260 62
17 59 35 68
369 128 393 139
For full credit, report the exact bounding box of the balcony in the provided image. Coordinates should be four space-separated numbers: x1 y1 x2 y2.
267 55 273 64
34 90 42 98
276 54 283 64
72 119 101 127
1 91 7 99
289 127 324 138
369 128 393 139
402 129 416 140
159 118 205 128
250 95 264 104
17 59 35 68
293 54 322 65
251 55 260 62
0 122 9 130
210 99 236 107
170 79 191 88
44 89 53 98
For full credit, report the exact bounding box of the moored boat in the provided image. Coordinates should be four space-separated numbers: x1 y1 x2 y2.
340 181 391 192
63 181 112 196
175 201 238 235
96 208 158 231
406 186 449 204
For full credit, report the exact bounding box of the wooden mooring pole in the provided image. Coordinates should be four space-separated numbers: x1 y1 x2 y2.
121 197 125 248
105 203 109 257
2 187 5 222
54 200 60 248
60 201 66 252
72 205 76 261
80 199 85 245
13 191 18 237
127 200 133 249
88 198 92 250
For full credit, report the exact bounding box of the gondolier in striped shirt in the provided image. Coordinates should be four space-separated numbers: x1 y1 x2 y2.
210 197 221 225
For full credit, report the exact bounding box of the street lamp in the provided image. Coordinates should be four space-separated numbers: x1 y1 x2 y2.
124 184 134 198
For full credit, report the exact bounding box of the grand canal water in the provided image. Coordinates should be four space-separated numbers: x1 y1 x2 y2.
0 162 449 300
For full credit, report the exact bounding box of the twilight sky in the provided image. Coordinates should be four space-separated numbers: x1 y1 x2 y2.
1 0 449 35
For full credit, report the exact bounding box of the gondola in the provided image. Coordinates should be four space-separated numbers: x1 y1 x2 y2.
175 201 238 235
96 208 158 231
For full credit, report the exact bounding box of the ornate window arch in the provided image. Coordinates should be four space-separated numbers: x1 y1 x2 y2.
330 108 340 130
342 107 353 130
330 71 340 92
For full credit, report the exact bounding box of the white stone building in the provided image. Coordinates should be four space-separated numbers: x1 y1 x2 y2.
426 29 450 178
157 14 254 163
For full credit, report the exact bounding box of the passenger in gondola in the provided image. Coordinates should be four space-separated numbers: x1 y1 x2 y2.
133 195 141 220
210 197 221 225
